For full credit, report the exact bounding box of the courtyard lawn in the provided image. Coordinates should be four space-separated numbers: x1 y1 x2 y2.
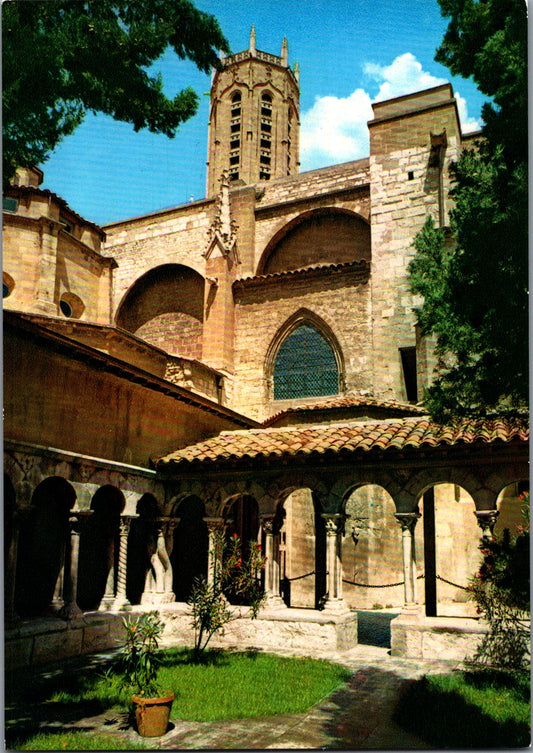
15 732 150 750
7 649 351 749
395 668 531 748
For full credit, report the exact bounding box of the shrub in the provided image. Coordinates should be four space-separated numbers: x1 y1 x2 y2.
121 611 165 696
189 531 265 660
468 493 530 668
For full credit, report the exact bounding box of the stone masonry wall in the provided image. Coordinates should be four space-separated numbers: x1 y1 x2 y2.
369 91 462 402
102 199 215 317
232 266 372 421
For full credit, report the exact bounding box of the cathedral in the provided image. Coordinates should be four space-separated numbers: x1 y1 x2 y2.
4 31 528 668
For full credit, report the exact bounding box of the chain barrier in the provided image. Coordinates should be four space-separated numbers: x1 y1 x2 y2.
342 574 427 589
287 572 468 590
343 578 404 588
436 574 469 591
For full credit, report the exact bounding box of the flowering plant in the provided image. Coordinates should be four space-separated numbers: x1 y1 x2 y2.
121 611 165 696
189 531 266 660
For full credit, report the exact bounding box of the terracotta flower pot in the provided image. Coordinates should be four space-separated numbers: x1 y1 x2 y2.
132 691 175 737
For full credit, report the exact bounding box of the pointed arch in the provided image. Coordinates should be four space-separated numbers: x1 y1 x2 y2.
266 309 345 401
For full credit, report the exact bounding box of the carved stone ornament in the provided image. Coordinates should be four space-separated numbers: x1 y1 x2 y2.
204 171 239 263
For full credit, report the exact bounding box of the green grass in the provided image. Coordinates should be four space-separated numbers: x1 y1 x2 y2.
395 668 531 748
7 649 351 749
14 731 149 750
42 649 351 720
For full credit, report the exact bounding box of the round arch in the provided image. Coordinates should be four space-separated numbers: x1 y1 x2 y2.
266 480 327 610
115 264 205 358
15 476 76 618
171 495 208 602
256 208 371 276
341 482 404 610
77 485 125 611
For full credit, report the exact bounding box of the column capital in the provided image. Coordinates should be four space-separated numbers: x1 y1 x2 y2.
321 513 347 535
474 509 499 538
395 511 421 533
203 516 225 533
260 514 275 534
119 514 136 535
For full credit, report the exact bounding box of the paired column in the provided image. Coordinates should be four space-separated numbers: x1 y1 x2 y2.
321 513 348 612
204 517 226 587
56 512 91 620
142 517 177 604
100 514 136 611
395 512 421 610
260 514 285 609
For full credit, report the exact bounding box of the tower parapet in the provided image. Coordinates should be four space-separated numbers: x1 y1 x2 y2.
206 28 300 195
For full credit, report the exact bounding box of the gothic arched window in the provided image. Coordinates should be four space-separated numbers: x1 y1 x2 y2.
273 323 339 400
229 91 242 181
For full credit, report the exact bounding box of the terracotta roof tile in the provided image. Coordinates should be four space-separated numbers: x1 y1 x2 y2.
263 395 427 426
156 416 529 468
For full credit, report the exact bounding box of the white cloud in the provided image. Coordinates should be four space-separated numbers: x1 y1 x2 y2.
300 53 480 171
454 92 481 133
364 53 447 102
300 88 373 168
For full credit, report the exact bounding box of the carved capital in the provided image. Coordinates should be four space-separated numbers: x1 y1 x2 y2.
321 513 346 536
260 515 275 535
394 511 421 534
203 516 225 534
475 509 499 538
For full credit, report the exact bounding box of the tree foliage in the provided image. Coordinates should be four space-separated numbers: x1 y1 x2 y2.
409 0 528 421
2 0 230 188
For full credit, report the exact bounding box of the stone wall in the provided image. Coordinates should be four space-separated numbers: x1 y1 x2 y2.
102 199 214 315
4 314 252 468
368 86 463 402
232 265 371 421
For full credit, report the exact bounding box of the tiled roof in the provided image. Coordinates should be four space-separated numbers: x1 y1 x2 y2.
156 416 528 468
264 395 427 425
233 260 369 288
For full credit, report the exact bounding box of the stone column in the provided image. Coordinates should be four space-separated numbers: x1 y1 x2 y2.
204 517 225 587
321 514 348 612
147 518 175 604
60 513 89 620
395 512 421 609
260 515 285 609
113 515 133 610
99 525 117 611
475 509 499 540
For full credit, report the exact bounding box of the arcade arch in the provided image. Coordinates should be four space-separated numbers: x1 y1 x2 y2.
15 477 76 618
257 209 371 276
116 264 205 358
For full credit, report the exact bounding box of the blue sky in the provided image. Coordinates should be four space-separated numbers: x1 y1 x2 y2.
39 0 488 226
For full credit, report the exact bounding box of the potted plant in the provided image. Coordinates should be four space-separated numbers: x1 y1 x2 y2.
121 611 174 737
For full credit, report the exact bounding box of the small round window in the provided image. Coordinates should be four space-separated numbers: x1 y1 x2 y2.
59 292 84 319
3 272 15 298
60 299 73 317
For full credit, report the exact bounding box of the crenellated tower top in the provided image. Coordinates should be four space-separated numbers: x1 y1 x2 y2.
206 28 300 196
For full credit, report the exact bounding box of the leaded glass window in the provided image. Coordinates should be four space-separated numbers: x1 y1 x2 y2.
273 323 339 400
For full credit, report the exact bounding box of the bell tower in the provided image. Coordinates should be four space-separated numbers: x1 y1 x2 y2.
206 27 300 196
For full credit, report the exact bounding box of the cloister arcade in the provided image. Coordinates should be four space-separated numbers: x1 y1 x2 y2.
5 423 528 632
